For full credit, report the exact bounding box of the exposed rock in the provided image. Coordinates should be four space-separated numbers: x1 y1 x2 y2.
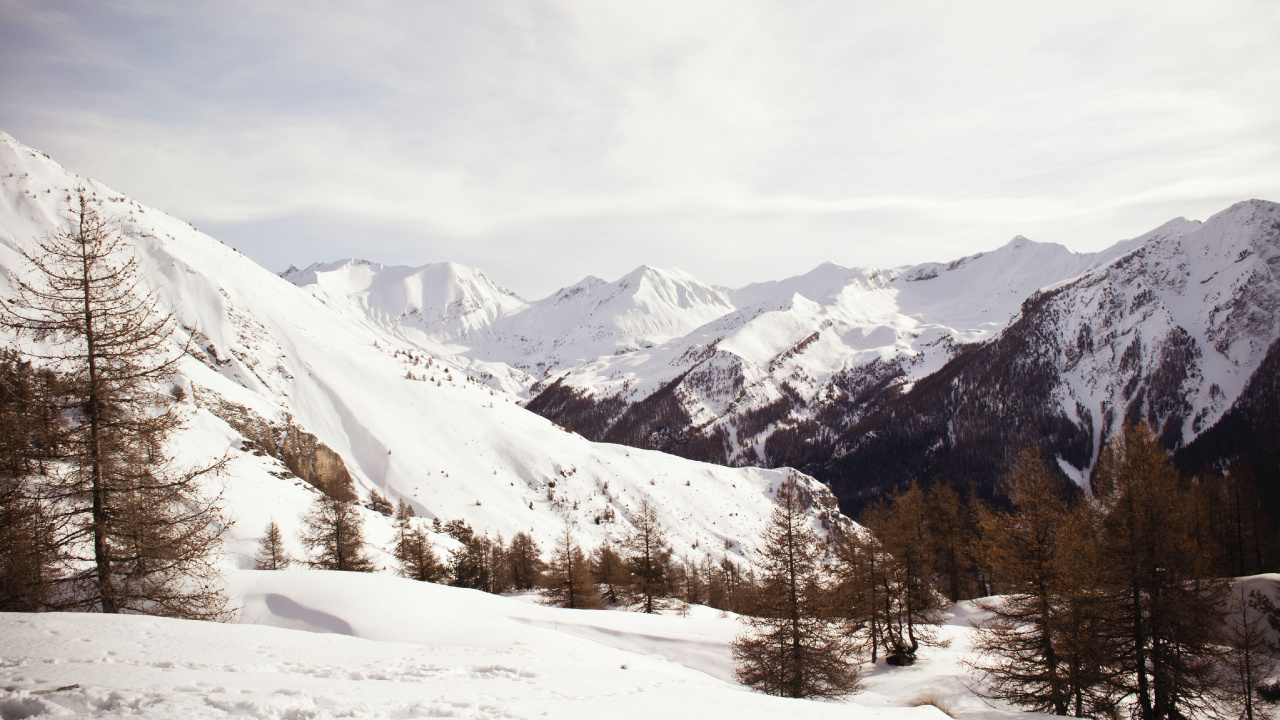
192 386 356 499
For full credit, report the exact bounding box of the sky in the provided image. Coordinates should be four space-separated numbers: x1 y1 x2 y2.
1 1 1278 298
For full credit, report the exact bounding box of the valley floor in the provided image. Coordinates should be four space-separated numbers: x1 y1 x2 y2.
0 570 1050 720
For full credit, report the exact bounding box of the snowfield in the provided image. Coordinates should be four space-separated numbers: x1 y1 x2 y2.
0 569 1038 720
7 573 1280 719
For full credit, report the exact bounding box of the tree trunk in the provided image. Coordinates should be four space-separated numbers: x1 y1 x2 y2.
78 218 115 614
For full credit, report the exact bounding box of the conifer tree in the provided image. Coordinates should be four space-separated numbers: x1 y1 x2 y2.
449 534 492 589
834 526 892 663
508 531 544 591
1219 585 1278 720
1201 463 1273 577
390 501 441 582
0 351 62 610
969 448 1119 717
1 192 229 619
0 473 58 610
624 497 671 613
590 542 628 606
733 474 860 699
701 555 727 611
676 557 704 607
397 526 441 582
299 485 376 572
720 556 753 615
859 484 945 663
487 533 513 594
541 520 602 609
254 519 292 571
391 500 416 571
924 482 976 603
1095 422 1228 719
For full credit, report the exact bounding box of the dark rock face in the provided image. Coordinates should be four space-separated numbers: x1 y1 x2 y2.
193 387 356 498
1177 338 1280 509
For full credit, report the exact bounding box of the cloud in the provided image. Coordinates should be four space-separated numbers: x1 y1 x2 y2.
0 0 1277 296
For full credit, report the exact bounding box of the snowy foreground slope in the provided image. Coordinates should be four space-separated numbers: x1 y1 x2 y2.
1 570 1019 720
6 572 1280 719
0 130 845 571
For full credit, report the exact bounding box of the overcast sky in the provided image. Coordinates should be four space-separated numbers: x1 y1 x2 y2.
2 1 1278 297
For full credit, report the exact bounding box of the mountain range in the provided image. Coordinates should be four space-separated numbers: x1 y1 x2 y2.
282 202 1280 513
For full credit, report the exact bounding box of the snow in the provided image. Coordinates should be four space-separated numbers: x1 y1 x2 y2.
9 570 1279 718
0 568 1035 719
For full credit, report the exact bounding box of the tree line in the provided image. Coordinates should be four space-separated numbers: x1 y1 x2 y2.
724 423 1280 720
266 483 760 617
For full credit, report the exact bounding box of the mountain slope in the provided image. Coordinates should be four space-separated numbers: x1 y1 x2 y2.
521 231 1168 472
0 130 846 573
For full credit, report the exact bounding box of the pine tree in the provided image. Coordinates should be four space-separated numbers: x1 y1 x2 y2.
624 497 671 613
1 193 229 619
858 484 945 664
541 520 603 609
507 531 544 591
299 485 376 572
589 542 628 606
0 351 62 610
1095 422 1228 719
1219 585 1279 720
969 448 1119 717
733 474 860 699
254 520 292 571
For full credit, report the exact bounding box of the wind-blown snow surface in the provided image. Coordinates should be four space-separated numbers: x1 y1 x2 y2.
0 569 1010 719
0 130 844 571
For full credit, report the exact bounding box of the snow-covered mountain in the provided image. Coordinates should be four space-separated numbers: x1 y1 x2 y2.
277 190 1279 513
285 259 737 382
0 131 847 573
286 232 1145 464
823 200 1280 506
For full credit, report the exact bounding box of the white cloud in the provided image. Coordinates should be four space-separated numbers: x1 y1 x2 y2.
0 0 1277 295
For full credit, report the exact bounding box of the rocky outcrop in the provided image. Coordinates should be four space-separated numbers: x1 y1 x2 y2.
192 387 355 498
